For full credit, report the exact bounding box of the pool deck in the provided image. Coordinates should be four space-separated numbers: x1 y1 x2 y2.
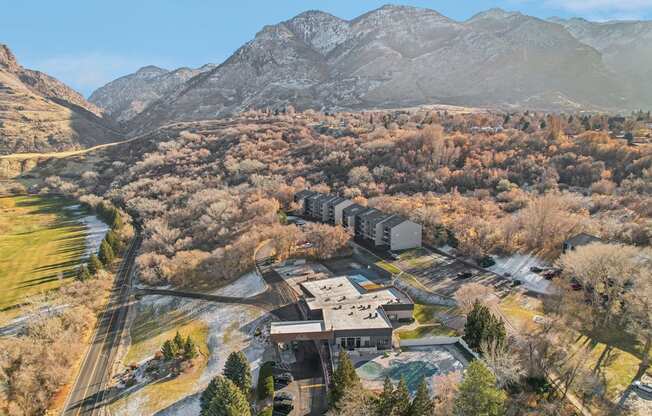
335 342 469 395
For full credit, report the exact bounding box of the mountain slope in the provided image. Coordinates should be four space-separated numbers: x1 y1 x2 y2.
550 17 652 107
91 6 648 133
88 64 215 122
0 44 123 154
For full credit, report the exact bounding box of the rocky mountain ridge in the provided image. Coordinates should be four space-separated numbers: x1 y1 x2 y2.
96 5 650 133
89 63 215 122
0 44 122 154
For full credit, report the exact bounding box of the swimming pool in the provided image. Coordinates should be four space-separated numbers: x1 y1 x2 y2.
348 274 382 290
354 347 465 394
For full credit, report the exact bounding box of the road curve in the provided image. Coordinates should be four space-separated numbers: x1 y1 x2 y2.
62 235 141 416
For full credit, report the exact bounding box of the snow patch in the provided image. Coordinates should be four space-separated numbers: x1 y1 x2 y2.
64 204 110 259
489 254 553 294
212 271 267 298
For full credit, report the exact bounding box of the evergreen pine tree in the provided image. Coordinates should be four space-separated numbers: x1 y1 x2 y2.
162 339 176 360
393 377 411 416
329 350 361 410
223 351 252 394
88 254 103 275
76 264 91 281
111 208 123 230
105 229 124 254
98 239 114 266
183 336 197 359
463 300 505 352
454 361 506 416
376 377 395 415
200 377 220 413
409 378 434 416
201 376 251 416
173 331 185 351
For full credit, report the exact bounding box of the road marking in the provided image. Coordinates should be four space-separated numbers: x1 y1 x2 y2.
300 383 325 389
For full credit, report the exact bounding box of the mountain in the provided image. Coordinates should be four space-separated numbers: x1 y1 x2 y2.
88 5 650 133
88 64 215 123
0 44 122 154
550 17 652 106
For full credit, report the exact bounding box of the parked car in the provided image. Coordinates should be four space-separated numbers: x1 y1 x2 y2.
273 401 294 414
389 252 400 260
457 271 473 279
274 391 294 402
274 372 294 386
543 268 562 279
511 280 523 287
529 266 544 273
633 380 652 395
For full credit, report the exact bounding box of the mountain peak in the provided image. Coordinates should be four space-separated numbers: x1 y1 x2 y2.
285 9 350 55
135 65 168 76
468 8 521 21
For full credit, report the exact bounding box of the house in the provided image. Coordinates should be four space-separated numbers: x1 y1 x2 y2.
270 276 413 350
562 233 602 253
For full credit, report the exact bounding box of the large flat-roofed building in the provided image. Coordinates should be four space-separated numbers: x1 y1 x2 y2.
293 190 422 250
270 276 413 350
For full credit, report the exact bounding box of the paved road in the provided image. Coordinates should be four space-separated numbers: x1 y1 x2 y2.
62 235 141 416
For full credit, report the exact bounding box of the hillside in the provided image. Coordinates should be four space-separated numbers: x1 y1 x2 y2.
0 44 123 154
84 5 651 134
551 17 652 107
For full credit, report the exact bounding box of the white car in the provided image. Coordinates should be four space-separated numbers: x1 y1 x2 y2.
633 380 652 395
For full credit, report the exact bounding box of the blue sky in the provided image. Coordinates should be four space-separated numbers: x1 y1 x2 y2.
2 0 651 96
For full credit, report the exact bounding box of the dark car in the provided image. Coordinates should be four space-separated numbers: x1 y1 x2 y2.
274 391 294 402
530 266 544 273
456 271 473 279
510 280 523 287
274 372 294 387
273 401 294 414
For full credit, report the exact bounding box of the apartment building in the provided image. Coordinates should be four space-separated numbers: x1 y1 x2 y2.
294 190 422 251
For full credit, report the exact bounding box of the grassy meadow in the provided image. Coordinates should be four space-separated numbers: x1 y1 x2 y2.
0 195 89 317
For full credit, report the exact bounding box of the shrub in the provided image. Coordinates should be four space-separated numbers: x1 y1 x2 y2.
257 361 275 401
478 255 496 268
257 406 273 416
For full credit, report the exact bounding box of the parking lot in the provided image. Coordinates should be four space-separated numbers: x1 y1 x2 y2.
348 245 514 299
274 340 327 415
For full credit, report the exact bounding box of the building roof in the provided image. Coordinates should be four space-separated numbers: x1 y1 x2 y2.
295 189 317 199
301 276 411 331
565 233 602 247
382 215 410 229
356 207 382 220
342 204 367 216
368 212 394 227
325 196 347 207
270 320 326 335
